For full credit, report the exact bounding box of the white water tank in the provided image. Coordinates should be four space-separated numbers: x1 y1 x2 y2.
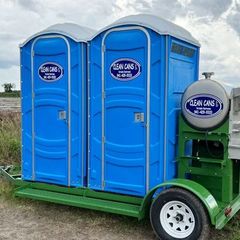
181 73 230 130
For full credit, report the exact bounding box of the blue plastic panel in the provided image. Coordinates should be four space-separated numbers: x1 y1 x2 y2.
21 35 87 187
166 38 199 180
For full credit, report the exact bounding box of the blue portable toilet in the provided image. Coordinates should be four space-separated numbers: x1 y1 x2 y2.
88 14 200 196
20 23 95 187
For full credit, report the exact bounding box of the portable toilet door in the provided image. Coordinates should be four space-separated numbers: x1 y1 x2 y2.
90 26 150 196
20 23 95 187
89 14 200 197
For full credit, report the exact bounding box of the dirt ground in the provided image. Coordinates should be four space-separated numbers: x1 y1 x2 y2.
0 193 239 240
0 196 156 240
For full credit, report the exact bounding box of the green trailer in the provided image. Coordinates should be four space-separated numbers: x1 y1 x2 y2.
1 113 240 239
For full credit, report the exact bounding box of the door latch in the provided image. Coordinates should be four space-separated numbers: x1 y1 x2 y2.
58 110 67 120
134 112 144 123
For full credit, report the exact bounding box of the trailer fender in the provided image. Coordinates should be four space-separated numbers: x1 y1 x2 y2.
139 178 219 225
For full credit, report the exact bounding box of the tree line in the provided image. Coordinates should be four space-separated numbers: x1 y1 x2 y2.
2 83 16 93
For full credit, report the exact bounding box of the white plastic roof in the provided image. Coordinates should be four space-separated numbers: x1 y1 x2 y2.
91 14 200 46
20 23 95 47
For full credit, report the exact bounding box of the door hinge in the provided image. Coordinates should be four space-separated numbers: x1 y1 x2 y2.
102 181 105 188
102 136 105 143
102 45 106 52
32 92 35 98
32 51 35 57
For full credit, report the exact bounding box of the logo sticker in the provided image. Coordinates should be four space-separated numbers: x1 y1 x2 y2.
110 58 141 81
38 62 64 82
184 94 223 118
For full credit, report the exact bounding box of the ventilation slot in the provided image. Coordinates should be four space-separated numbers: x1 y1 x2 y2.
171 43 195 58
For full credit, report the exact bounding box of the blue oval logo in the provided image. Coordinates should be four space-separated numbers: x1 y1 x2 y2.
110 58 141 81
184 94 223 118
38 62 64 82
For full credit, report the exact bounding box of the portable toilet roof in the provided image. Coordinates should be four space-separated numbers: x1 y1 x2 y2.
91 14 200 46
20 22 95 47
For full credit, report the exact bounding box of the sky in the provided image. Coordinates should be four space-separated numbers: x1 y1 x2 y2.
0 0 239 91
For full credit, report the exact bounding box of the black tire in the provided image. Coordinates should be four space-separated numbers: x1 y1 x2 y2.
150 187 210 240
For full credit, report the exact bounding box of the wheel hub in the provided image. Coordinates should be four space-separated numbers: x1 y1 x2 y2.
160 200 195 239
174 213 184 222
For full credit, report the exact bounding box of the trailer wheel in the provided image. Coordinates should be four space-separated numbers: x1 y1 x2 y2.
150 188 210 240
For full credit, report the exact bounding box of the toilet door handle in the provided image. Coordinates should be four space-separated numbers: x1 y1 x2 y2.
58 110 67 121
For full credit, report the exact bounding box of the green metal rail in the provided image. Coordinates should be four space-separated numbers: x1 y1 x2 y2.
0 166 144 218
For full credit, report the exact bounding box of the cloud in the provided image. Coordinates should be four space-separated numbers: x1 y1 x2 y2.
17 0 42 13
113 0 185 20
175 11 240 87
0 59 18 69
226 0 240 36
0 66 20 90
188 0 233 19
0 0 239 92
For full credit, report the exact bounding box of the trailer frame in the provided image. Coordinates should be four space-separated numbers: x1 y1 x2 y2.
1 164 240 229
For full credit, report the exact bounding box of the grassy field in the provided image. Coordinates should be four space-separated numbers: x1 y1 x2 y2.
0 112 240 239
0 112 21 166
0 91 21 98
